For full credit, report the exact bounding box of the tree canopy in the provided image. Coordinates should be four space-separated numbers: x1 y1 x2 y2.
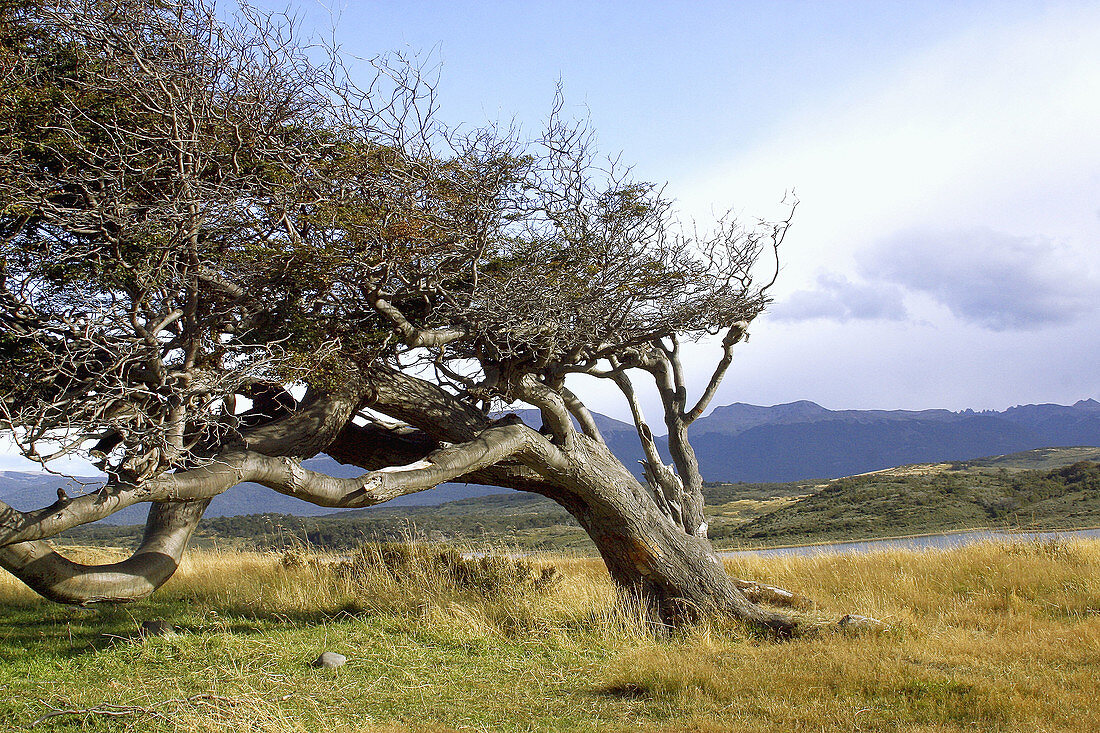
0 0 804 632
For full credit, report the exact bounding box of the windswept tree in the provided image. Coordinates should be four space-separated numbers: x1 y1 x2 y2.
1 0 817 632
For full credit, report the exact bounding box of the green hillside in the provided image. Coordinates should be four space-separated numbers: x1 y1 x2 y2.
722 449 1100 547
951 446 1100 470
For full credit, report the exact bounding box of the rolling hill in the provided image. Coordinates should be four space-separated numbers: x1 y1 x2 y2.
719 447 1100 547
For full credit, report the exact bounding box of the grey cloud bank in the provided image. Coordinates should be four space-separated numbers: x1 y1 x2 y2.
771 272 908 323
862 228 1098 331
772 228 1098 332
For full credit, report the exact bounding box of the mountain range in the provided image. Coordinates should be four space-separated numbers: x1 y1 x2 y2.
688 398 1100 482
2 398 1098 522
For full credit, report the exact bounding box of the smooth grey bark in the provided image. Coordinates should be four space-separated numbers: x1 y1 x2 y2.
599 323 750 539
0 500 209 604
0 380 369 603
533 438 797 633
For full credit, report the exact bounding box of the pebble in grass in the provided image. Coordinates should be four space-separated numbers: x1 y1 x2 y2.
139 620 175 637
312 651 347 669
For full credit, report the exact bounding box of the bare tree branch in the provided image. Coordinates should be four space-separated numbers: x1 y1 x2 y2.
366 291 466 348
611 370 683 525
560 386 606 446
683 321 749 424
509 374 576 451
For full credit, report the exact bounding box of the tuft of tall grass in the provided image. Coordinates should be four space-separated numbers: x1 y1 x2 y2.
155 542 636 642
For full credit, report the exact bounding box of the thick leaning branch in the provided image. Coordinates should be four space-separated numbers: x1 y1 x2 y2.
0 372 529 603
610 370 684 525
560 386 606 446
0 378 371 601
511 373 577 451
0 424 533 545
257 423 536 507
0 382 369 545
0 500 209 604
326 420 560 496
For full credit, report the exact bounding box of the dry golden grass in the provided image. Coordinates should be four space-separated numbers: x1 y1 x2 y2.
2 538 1099 731
601 538 1100 732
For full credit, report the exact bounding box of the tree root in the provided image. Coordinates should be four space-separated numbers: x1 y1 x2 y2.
731 579 887 635
733 578 815 609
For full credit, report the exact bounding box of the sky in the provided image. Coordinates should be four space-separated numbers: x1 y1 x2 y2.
4 0 1099 471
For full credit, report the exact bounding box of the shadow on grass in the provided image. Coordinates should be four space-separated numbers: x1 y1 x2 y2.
595 682 654 700
185 598 375 627
0 603 142 658
0 597 378 662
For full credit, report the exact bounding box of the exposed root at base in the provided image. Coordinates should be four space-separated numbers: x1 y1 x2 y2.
733 578 815 609
731 579 887 637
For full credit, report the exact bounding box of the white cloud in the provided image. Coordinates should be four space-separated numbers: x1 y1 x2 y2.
658 3 1100 412
0 436 100 476
860 228 1099 330
769 228 1098 330
679 4 1100 291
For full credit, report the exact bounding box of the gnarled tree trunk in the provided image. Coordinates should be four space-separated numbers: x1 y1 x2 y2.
542 441 796 632
355 369 800 633
0 364 807 634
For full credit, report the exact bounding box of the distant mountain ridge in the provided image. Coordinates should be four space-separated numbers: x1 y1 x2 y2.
685 397 1100 482
696 400 960 435
2 398 1098 521
695 398 1100 435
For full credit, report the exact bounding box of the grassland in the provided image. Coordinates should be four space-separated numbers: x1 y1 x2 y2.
3 537 1100 732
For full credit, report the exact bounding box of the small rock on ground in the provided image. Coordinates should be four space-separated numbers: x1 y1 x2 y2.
139 620 175 637
312 651 347 669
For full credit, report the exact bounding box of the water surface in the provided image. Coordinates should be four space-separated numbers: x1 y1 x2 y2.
720 527 1100 558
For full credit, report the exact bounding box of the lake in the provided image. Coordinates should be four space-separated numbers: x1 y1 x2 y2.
719 527 1100 558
